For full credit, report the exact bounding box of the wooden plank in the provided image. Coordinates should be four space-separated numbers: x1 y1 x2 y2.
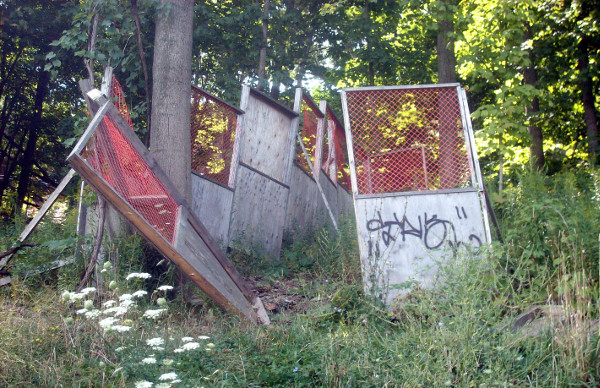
313 99 326 178
0 169 77 271
190 174 234 244
284 88 303 186
0 277 11 287
340 90 360 196
237 93 296 183
249 88 298 118
296 131 338 231
285 164 319 234
18 169 76 243
66 101 111 161
229 164 289 259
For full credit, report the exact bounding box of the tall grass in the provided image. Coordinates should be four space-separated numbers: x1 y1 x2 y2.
0 169 598 386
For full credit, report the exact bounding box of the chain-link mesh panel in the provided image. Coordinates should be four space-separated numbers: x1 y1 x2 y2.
345 86 471 194
81 112 179 243
328 108 351 191
110 76 133 129
295 95 319 174
190 87 238 187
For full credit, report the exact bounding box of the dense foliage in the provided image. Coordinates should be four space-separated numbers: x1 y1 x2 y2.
0 0 598 213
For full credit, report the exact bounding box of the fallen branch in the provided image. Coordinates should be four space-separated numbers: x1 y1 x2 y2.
0 242 39 264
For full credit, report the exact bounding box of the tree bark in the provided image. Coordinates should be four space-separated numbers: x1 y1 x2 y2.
523 27 544 171
150 0 193 202
436 0 457 83
577 38 599 164
258 0 271 91
15 69 50 212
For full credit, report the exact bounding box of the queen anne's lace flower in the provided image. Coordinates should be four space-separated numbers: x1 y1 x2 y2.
126 272 152 280
182 342 200 351
134 381 153 388
181 337 194 342
143 308 166 320
158 372 178 381
132 290 148 298
156 285 173 291
146 337 165 347
141 357 157 364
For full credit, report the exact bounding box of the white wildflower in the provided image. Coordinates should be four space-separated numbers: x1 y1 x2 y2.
80 287 96 296
103 300 116 308
84 309 100 319
146 337 165 347
173 348 184 353
119 293 133 301
143 308 166 320
134 381 153 388
181 337 194 342
112 325 132 332
70 293 86 301
155 384 171 388
99 317 118 328
182 342 200 351
197 335 210 340
162 359 174 366
157 285 173 292
126 272 152 280
158 372 178 381
132 290 148 298
120 299 135 309
103 306 128 317
152 346 165 351
141 357 157 364
76 308 87 315
115 346 127 352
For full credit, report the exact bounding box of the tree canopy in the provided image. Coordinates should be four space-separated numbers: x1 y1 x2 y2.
0 0 598 214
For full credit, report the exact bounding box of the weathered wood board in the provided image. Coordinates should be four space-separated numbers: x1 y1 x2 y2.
317 170 339 222
228 164 289 258
284 164 320 236
191 173 233 245
67 90 268 324
354 189 487 304
337 187 354 217
237 88 297 183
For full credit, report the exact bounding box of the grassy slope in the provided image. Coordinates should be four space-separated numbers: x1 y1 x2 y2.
0 170 599 387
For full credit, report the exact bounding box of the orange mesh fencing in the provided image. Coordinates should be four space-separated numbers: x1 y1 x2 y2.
110 76 133 129
81 111 179 243
190 87 238 187
328 107 352 191
344 86 471 195
295 94 321 174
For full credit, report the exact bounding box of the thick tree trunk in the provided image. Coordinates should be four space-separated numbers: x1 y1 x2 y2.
577 38 599 164
15 70 50 212
524 28 544 171
150 0 193 201
258 0 270 91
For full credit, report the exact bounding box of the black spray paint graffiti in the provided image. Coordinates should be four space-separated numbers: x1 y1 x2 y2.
366 207 482 258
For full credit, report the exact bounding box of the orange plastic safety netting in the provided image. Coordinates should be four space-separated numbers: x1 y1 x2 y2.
295 94 321 174
82 111 179 243
190 87 238 187
344 86 471 195
110 76 133 129
327 107 351 191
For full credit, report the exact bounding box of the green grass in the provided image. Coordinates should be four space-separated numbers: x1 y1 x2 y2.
0 170 599 387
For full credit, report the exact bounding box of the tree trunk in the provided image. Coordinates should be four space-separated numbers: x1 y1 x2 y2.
258 0 271 91
150 0 193 202
436 0 458 188
15 70 50 212
151 0 194 300
577 38 599 164
436 0 457 83
523 27 544 171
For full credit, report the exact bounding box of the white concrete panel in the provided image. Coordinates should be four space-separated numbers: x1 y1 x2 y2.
354 190 487 304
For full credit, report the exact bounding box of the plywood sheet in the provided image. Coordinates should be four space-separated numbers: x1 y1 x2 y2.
238 94 294 183
191 174 233 245
229 164 289 258
284 164 319 235
337 187 354 217
354 190 487 304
